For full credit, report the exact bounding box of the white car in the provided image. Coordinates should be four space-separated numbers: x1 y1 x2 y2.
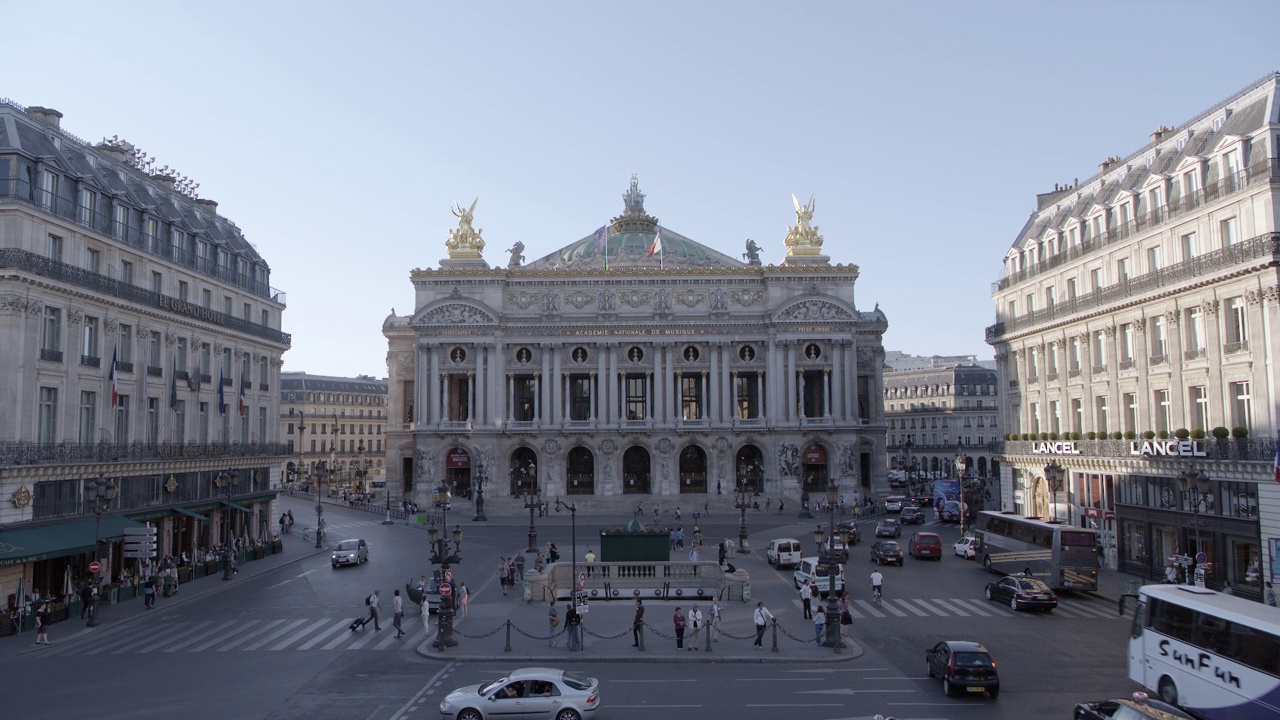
954 536 976 559
440 667 600 720
331 538 369 568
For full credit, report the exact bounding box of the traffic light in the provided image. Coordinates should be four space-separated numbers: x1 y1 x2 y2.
122 526 158 559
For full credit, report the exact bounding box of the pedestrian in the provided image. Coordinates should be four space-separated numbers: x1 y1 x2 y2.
421 594 432 637
839 593 853 639
669 529 677 551
534 553 545 573
675 506 681 522
458 582 469 618
709 597 722 641
673 606 686 649
779 500 785 513
365 590 381 631
632 598 644 647
392 589 405 638
279 513 288 537
653 506 660 524
514 554 525 582
507 557 517 587
752 601 774 649
814 606 826 645
676 527 684 549
800 579 813 620
565 602 581 650
1164 563 1179 584
548 544 560 563
766 498 772 512
143 576 156 609
498 557 510 595
584 548 596 565
287 510 294 534
34 602 50 646
688 604 703 650
79 581 92 619
689 547 700 562
548 599 560 647
1266 581 1277 607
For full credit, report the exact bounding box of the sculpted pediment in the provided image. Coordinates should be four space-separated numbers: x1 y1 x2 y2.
773 298 854 322
411 301 498 327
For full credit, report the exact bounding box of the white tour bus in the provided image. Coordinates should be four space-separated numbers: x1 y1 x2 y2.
971 510 1098 591
1129 584 1280 719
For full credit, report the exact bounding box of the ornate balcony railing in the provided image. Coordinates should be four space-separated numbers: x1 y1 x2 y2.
147 365 164 377
117 360 134 373
1224 341 1250 355
80 354 100 368
1184 348 1206 361
1068 369 1082 378
0 440 293 467
1046 372 1059 382
1149 355 1167 366
1119 359 1134 371
987 232 1280 341
40 349 63 362
1092 365 1107 374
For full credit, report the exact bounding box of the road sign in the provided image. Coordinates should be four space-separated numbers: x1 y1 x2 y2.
444 568 454 582
574 591 589 614
439 582 452 598
89 561 101 573
693 512 701 520
1195 552 1207 564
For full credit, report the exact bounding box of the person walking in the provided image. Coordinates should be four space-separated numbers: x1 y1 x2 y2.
839 593 853 640
457 582 469 618
709 597 722 641
287 510 295 534
800 579 813 620
672 606 686 649
632 598 644 647
565 602 581 650
1265 581 1277 607
391 589 405 638
143 576 156 609
548 599 560 648
687 604 703 650
514 554 525 582
813 606 826 645
34 602 51 646
497 557 510 595
753 601 774 649
365 590 381 631
79 581 93 619
279 513 288 537
421 594 432 637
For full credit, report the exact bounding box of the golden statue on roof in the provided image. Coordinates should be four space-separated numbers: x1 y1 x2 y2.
445 198 485 260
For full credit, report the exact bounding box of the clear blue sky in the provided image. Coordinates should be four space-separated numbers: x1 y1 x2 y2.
7 1 1279 377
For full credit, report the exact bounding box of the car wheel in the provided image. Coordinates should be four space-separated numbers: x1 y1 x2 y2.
984 586 993 600
942 678 956 697
332 563 338 569
555 709 581 720
982 555 993 570
927 660 934 677
988 686 999 700
1157 677 1178 706
457 709 483 720
1010 597 1019 611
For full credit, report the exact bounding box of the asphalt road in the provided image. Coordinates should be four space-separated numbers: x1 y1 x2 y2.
5 499 1139 720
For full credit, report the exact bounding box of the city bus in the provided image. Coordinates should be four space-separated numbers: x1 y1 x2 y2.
1129 584 1280 719
971 510 1098 591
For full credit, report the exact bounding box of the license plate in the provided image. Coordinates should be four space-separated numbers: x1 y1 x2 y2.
967 686 985 692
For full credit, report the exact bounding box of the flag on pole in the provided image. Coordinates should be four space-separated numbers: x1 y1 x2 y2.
238 375 246 417
1273 430 1280 484
109 347 118 408
169 356 178 411
217 367 226 416
647 226 664 268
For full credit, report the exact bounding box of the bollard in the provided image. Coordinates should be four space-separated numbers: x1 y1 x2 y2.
771 618 779 653
638 622 645 651
705 621 712 652
504 619 512 652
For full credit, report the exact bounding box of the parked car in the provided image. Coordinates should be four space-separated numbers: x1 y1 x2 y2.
874 518 902 538
954 536 977 559
1074 692 1197 720
766 538 803 569
926 640 1000 699
911 496 934 508
908 532 943 560
884 496 906 513
900 506 925 524
869 540 904 566
984 575 1058 612
835 519 861 546
331 538 369 568
406 569 443 614
939 501 962 523
439 667 601 720
793 557 845 596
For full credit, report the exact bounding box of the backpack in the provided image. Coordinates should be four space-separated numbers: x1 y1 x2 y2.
365 595 372 606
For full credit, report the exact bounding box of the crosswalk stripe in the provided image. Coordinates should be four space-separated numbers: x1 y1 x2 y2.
930 599 969 617
272 619 332 651
120 621 216 654
889 599 930 617
324 623 365 650
189 620 262 652
164 621 238 652
218 619 287 652
845 604 866 619
911 599 948 617
346 624 384 649
1062 602 1116 619
853 599 886 618
243 619 308 651
83 624 172 655
297 619 353 650
948 599 993 617
876 599 908 617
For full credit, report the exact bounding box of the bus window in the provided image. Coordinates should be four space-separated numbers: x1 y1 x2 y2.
1192 614 1230 655
1150 599 1195 642
1129 601 1145 640
1231 624 1280 675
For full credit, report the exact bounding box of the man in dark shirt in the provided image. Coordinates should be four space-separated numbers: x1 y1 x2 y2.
632 598 644 647
565 603 581 650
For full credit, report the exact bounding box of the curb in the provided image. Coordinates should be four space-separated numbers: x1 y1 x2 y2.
414 641 864 664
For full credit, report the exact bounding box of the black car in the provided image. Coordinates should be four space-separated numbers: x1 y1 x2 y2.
875 518 902 538
900 507 925 524
939 501 962 522
984 575 1058 612
869 540 904 565
835 520 861 546
911 497 934 508
1075 692 1197 720
926 640 999 698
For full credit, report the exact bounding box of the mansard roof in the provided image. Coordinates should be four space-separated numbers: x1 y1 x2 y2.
523 224 745 271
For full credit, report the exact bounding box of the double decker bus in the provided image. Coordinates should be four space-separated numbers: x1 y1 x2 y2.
1129 584 1280 719
971 510 1098 591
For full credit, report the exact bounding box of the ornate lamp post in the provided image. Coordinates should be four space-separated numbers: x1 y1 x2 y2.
473 460 488 522
516 459 541 552
812 479 842 653
554 499 579 630
85 473 118 627
955 450 967 536
1177 464 1213 586
734 480 752 553
216 470 240 580
1043 460 1065 523
429 484 463 649
903 436 915 494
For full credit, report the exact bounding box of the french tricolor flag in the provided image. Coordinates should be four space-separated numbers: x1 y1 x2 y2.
238 376 246 417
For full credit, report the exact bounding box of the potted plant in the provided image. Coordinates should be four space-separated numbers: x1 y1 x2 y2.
272 538 283 554
1156 430 1169 439
1125 431 1137 440
178 565 193 583
1086 432 1097 440
1191 428 1206 439
204 557 219 576
1232 426 1249 439
1141 431 1155 440
1175 428 1190 440
1212 427 1230 440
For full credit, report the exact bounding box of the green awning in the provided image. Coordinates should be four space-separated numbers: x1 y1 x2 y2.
238 494 278 505
222 499 253 513
173 506 210 524
0 515 146 567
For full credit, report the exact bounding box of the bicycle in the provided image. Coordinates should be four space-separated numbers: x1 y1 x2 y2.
872 585 883 607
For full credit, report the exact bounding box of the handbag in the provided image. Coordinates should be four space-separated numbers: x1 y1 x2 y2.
550 617 560 627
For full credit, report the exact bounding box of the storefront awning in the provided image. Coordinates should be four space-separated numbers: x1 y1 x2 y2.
238 494 277 505
0 515 147 567
173 506 210 524
222 499 253 513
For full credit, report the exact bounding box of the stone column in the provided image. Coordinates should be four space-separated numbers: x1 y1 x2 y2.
709 343 719 424
540 343 552 424
831 340 844 422
552 344 563 425
428 344 440 424
786 341 797 422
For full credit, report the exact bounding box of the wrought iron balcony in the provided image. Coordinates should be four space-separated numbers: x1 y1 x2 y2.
1184 348 1206 361
1068 369 1082 378
80 354 100 368
1118 359 1134 371
147 365 164 377
1149 355 1167 366
1092 365 1107 374
0 440 293 467
117 360 134 373
1224 341 1250 355
40 348 63 362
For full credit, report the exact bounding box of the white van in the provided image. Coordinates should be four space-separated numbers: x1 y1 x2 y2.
766 538 803 568
793 557 845 597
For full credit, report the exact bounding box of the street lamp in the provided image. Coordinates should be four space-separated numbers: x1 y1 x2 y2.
429 484 464 649
473 460 488 522
1177 465 1213 587
554 498 579 643
812 479 842 653
515 459 540 552
903 436 915 494
1044 460 1065 523
734 479 752 553
955 450 967 537
85 473 118 627
216 470 240 580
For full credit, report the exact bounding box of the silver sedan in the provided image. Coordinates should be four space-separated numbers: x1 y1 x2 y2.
440 667 600 720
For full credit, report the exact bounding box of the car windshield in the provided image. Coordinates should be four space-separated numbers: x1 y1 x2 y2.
880 542 900 552
1017 579 1051 592
561 671 593 690
336 540 359 550
478 677 509 696
918 536 939 545
953 651 994 668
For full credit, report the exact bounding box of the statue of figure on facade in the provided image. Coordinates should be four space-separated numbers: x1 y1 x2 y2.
507 241 525 268
599 288 616 313
710 288 728 312
542 289 560 314
743 238 761 264
784 194 824 255
445 198 486 258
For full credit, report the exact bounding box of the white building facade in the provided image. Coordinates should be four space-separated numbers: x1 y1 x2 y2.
383 178 889 515
987 73 1280 600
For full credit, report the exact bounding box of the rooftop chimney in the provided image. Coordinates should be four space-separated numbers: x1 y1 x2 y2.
1099 156 1122 175
24 106 63 128
1149 125 1173 144
94 142 127 163
195 198 219 214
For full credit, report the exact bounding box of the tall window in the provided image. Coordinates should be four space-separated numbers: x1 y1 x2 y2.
569 375 593 421
222 347 232 377
1220 217 1238 248
178 281 189 302
115 395 130 443
1123 392 1137 434
1146 246 1161 273
1047 344 1059 376
1185 307 1204 354
1029 402 1040 435
1069 337 1081 372
86 247 101 274
1071 398 1083 434
79 391 97 443
176 338 188 373
38 387 58 444
624 374 647 420
734 372 761 419
146 397 159 445
78 187 97 225
1116 258 1130 283
1119 323 1133 363
258 407 268 443
150 271 162 294
1226 297 1248 348
173 400 185 443
200 343 211 376
113 204 128 239
1092 330 1107 369
1066 278 1077 302
1153 389 1171 433
42 307 61 353
1150 316 1167 359
198 402 209 443
1230 381 1252 432
118 323 133 363
1094 395 1109 434
1181 233 1197 261
121 260 134 285
201 288 212 309
149 331 162 369
1090 268 1103 292
1027 347 1039 381
512 376 536 422
40 173 58 211
82 316 99 361
1183 169 1200 197
1189 386 1209 431
1049 400 1060 434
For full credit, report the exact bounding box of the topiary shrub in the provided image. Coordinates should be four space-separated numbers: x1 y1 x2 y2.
1021 433 1032 441
1112 431 1124 440
1039 432 1050 441
1174 428 1190 440
1086 431 1097 440
1048 432 1059 440
1069 432 1081 440
1156 430 1169 439
1141 431 1155 440
1190 428 1206 439
1212 427 1230 439
1232 426 1249 439
1124 431 1137 440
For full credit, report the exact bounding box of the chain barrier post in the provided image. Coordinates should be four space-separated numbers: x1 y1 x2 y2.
504 619 512 652
638 620 645 651
771 618 779 652
704 620 712 652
